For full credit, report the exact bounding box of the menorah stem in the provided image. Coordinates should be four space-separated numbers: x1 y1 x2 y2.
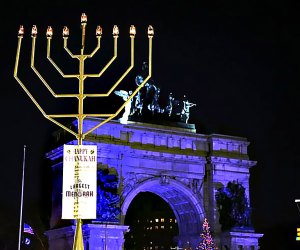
75 40 85 245
77 53 86 144
74 130 84 250
73 219 84 250
73 130 83 250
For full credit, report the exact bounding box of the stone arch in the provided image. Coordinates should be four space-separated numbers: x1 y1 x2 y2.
122 177 205 237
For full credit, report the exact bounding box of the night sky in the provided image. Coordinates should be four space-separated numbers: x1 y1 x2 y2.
1 0 300 249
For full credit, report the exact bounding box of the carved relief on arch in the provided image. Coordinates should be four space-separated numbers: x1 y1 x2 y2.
191 178 203 195
160 174 170 184
122 172 137 197
171 177 204 199
122 172 153 197
174 177 191 188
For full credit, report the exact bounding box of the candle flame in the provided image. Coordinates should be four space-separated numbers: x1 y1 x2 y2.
130 25 136 37
31 25 38 37
148 25 154 38
18 25 24 37
46 26 53 37
96 25 102 37
113 25 119 37
63 26 69 37
81 13 87 23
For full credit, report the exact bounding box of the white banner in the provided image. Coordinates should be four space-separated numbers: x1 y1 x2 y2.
62 144 97 219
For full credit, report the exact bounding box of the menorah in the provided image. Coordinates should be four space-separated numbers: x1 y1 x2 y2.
14 13 153 250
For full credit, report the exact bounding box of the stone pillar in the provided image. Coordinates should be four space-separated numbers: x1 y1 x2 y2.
220 230 263 250
44 226 75 250
84 224 129 250
45 223 129 250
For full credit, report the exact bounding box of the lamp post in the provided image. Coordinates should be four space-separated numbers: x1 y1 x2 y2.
14 13 154 250
17 145 26 250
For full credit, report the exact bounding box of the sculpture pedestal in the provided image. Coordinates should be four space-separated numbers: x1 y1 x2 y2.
220 229 263 250
45 223 129 250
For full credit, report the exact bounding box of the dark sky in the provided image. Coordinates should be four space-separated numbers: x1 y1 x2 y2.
1 0 300 249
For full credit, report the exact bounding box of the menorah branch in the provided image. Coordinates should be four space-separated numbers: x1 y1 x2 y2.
86 35 118 78
83 35 152 136
87 36 101 58
85 36 134 97
63 37 76 58
48 37 77 78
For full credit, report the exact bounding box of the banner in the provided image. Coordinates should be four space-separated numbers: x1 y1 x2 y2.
62 144 97 219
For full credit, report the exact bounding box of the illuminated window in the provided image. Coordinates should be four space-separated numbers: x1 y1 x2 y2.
150 226 152 230
161 225 164 229
155 226 159 229
170 218 173 222
297 228 300 241
170 226 173 229
175 219 177 223
161 218 164 222
155 218 159 223
150 220 153 223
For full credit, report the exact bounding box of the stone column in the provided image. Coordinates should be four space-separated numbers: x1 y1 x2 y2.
220 230 263 250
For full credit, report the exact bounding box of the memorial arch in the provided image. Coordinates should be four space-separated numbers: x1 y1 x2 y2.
45 118 263 249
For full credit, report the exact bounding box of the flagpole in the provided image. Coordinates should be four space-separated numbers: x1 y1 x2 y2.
18 145 26 250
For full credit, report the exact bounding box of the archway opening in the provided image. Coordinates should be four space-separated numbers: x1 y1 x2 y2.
124 191 179 249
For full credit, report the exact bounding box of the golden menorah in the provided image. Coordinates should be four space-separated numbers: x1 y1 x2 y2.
14 13 153 250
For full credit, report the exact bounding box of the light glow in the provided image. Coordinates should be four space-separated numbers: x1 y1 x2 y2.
96 25 102 37
296 228 300 241
62 26 69 37
130 25 136 37
18 25 24 37
46 26 53 38
81 13 87 23
31 25 37 37
113 25 119 37
148 25 154 37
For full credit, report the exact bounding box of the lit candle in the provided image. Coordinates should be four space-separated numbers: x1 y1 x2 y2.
81 13 87 24
96 25 102 37
18 25 24 38
62 26 69 37
148 25 154 37
113 25 119 37
31 25 37 37
46 26 53 38
130 25 136 37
